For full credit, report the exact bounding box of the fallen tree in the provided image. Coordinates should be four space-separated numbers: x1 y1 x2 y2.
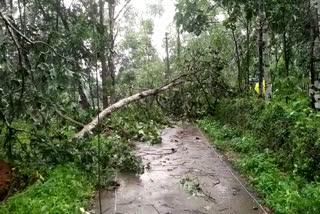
73 73 190 139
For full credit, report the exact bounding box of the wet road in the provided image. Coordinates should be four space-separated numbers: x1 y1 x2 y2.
95 123 268 214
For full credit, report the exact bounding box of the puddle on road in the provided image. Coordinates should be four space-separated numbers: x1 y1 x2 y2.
95 123 267 214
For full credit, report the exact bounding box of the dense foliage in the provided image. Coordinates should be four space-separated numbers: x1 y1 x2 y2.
0 165 94 214
198 118 320 214
214 94 320 180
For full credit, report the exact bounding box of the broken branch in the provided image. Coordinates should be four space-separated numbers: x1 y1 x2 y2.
55 110 85 127
73 73 189 139
0 11 73 62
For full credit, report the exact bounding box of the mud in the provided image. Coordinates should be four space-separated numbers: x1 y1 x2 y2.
95 123 268 214
0 160 12 202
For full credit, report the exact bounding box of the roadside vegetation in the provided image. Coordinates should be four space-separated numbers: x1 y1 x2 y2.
198 95 320 214
0 165 94 214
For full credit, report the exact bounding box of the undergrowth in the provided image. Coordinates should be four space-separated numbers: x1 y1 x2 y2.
213 96 320 180
0 104 157 212
0 165 94 214
198 118 320 214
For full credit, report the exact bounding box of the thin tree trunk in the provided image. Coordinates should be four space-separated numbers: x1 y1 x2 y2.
283 31 290 77
315 0 320 109
310 0 320 109
56 0 59 31
257 0 264 97
177 26 181 61
108 0 116 96
78 83 90 110
99 0 109 108
88 69 96 110
165 32 170 77
246 16 250 89
264 30 272 101
232 29 242 91
74 60 90 110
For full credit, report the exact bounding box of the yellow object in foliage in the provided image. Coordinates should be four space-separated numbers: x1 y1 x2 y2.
254 80 265 95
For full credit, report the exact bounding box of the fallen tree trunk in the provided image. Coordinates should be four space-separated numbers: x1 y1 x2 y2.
73 74 188 139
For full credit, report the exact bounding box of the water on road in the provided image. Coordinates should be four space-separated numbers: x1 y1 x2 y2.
95 123 268 214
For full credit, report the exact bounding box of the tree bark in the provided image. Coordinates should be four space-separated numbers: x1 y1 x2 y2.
107 0 116 104
231 29 242 91
165 32 170 77
246 16 251 89
310 0 320 109
99 0 109 108
78 82 90 110
264 30 272 101
177 26 181 61
257 0 264 97
283 32 290 77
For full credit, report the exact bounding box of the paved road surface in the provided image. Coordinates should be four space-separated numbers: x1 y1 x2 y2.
95 123 268 214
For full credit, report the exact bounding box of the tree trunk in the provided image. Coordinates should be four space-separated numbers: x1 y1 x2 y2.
107 0 116 104
310 0 320 110
283 32 290 77
231 29 242 91
177 26 181 61
246 16 251 89
264 30 272 101
165 32 170 77
257 0 264 97
99 0 109 108
78 82 90 110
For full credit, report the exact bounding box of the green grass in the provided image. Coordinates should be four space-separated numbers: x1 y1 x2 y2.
0 165 95 214
198 117 320 214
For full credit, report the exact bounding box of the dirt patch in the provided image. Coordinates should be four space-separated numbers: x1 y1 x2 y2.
0 160 12 202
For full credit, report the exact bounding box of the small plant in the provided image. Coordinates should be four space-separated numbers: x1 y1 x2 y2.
180 177 201 196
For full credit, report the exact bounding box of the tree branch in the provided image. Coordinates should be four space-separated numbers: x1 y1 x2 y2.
55 110 85 127
115 0 131 21
73 73 191 139
0 11 74 62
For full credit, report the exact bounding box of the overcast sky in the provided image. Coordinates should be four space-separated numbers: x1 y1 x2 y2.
131 0 176 57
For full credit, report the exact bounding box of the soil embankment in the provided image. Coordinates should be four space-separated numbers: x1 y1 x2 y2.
0 161 12 202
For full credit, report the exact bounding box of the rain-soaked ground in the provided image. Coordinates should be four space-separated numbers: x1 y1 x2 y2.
95 123 269 214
